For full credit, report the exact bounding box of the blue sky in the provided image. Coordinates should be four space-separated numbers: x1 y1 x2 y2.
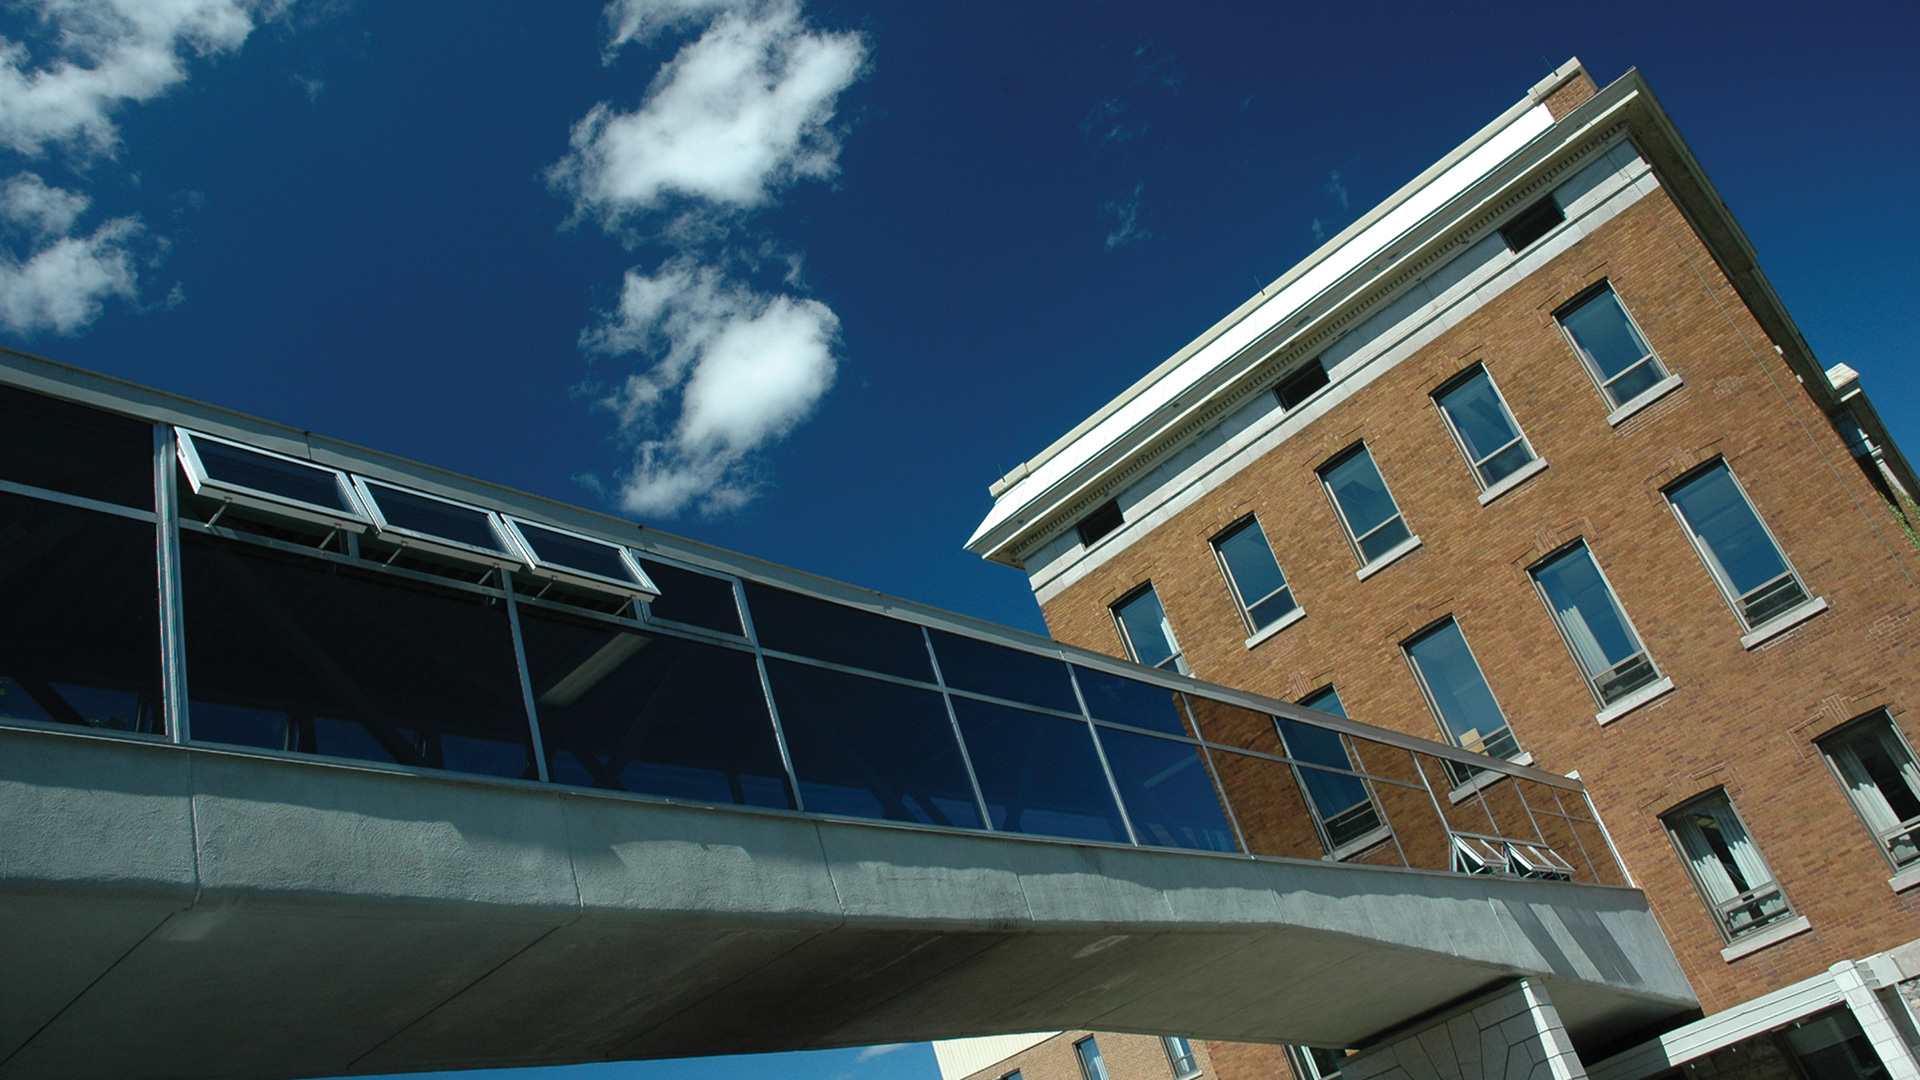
0 2 1914 1074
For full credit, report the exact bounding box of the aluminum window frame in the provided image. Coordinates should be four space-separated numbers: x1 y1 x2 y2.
1526 540 1662 709
1210 514 1301 637
1075 1037 1110 1080
175 428 370 532
1662 458 1813 634
1318 443 1414 569
1431 365 1537 493
1554 280 1671 411
502 514 659 603
1163 1036 1201 1079
1815 709 1920 873
1401 616 1522 770
1284 687 1390 859
351 475 530 570
1111 581 1188 675
1660 788 1795 945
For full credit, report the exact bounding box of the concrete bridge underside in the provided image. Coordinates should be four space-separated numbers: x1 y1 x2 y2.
0 727 1696 1080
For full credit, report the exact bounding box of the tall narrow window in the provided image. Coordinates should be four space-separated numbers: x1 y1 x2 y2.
1076 1038 1111 1080
1320 445 1414 568
1663 790 1793 942
1112 584 1186 674
1404 619 1519 763
1665 461 1812 631
1280 687 1385 854
1164 1037 1201 1079
1212 516 1299 636
1556 283 1670 409
1530 543 1661 706
1817 713 1920 871
1433 367 1537 491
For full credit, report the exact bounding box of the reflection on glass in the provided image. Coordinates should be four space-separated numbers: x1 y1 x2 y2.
514 521 635 585
1558 286 1666 407
1278 689 1382 850
744 582 933 682
1074 666 1192 737
1111 585 1186 673
1322 447 1411 563
1095 727 1237 852
0 384 154 509
363 482 509 554
952 697 1125 842
1435 369 1534 488
764 658 979 827
929 629 1079 713
182 538 535 777
1213 518 1299 633
0 494 164 734
1667 463 1808 627
1404 620 1518 763
639 559 743 636
1532 544 1658 704
191 437 357 515
519 608 791 808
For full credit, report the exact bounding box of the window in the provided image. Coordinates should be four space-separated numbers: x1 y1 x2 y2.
1817 712 1920 871
1112 584 1187 674
1404 619 1520 764
1499 195 1564 252
1529 543 1661 707
639 558 744 636
1433 367 1537 491
503 517 658 601
1003 1072 1024 1080
1287 1047 1348 1080
1665 461 1812 631
352 477 524 568
1212 516 1299 635
1164 1037 1201 1079
1077 499 1123 547
1076 1038 1110 1080
1274 358 1330 410
1281 688 1385 853
1663 790 1793 942
175 429 368 531
1556 283 1670 410
1320 445 1414 567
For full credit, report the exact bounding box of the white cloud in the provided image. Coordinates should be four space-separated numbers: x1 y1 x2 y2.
0 0 291 157
1325 168 1349 210
602 0 735 57
550 0 866 229
1102 179 1149 250
0 173 140 334
856 1044 909 1063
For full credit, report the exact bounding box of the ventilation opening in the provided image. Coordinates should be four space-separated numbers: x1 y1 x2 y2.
1274 358 1330 411
1499 196 1564 252
1076 499 1124 547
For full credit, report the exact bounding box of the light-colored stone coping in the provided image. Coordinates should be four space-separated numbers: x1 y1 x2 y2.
1478 457 1549 506
1595 676 1676 726
1244 606 1308 649
1355 535 1423 581
1720 914 1812 962
1606 372 1686 426
1740 596 1829 649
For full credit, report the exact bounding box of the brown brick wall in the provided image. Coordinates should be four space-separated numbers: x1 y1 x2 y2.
1543 70 1598 120
1037 182 1920 1015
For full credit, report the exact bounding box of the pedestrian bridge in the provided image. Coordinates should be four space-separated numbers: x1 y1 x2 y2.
0 357 1695 1079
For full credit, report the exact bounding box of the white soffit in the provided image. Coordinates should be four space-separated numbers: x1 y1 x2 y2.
967 99 1558 554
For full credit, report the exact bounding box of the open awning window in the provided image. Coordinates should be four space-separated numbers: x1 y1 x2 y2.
352 477 525 568
176 429 370 530
503 516 658 602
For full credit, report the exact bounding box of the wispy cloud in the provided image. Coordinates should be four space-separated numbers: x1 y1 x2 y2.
1309 216 1325 242
856 1044 909 1062
1324 168 1349 210
1079 97 1142 145
1102 180 1149 250
1131 42 1179 93
555 0 868 517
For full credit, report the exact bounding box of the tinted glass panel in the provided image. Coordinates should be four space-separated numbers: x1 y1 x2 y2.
1275 359 1330 410
1323 449 1410 560
0 493 163 733
1436 371 1532 486
1095 727 1237 851
192 438 356 514
952 697 1125 842
1499 197 1564 252
639 559 743 635
516 521 634 584
929 629 1078 712
744 582 933 682
1276 719 1370 825
519 609 790 808
1405 621 1515 759
182 539 534 778
364 482 507 553
1074 666 1191 736
764 658 979 827
1668 464 1795 599
0 384 152 509
1112 586 1181 671
1076 500 1123 547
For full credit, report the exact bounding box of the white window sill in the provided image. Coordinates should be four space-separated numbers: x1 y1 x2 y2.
1740 596 1829 649
1244 606 1307 649
1477 457 1549 506
1595 676 1675 726
1720 914 1811 962
1606 373 1685 426
1326 824 1394 862
1355 535 1423 580
1888 864 1920 894
1447 752 1535 804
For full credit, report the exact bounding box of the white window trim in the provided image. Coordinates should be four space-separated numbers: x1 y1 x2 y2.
1478 456 1549 506
1245 605 1307 649
1433 365 1540 494
1326 822 1395 861
175 428 371 532
501 515 660 602
350 475 528 570
1739 596 1829 649
1605 372 1686 426
1111 583 1186 675
1595 676 1675 725
1889 864 1920 893
1320 444 1416 573
1212 515 1301 639
1354 534 1423 580
1556 282 1677 417
1720 914 1812 962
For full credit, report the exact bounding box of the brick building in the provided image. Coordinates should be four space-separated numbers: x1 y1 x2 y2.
951 59 1920 1080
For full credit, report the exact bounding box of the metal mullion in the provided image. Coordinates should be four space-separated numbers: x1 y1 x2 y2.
154 424 190 744
1470 433 1527 473
183 519 512 602
1578 784 1636 887
940 685 1085 723
1180 695 1250 855
1070 665 1139 846
1203 730 1424 791
1349 513 1403 548
757 647 944 695
736 580 804 813
0 477 156 523
1340 737 1412 868
500 571 551 783
924 627 991 831
1599 352 1659 393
